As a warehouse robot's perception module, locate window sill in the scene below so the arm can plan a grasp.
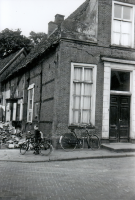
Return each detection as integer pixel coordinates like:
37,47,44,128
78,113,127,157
110,45,135,51
68,124,95,130
26,122,32,124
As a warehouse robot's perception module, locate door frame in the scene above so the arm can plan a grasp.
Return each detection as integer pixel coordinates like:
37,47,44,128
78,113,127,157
102,57,135,141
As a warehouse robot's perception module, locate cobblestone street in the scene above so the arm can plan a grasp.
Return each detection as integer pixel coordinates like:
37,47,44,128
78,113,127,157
0,157,135,200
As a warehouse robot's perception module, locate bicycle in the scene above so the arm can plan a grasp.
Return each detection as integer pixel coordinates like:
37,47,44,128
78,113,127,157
19,134,53,156
59,124,100,151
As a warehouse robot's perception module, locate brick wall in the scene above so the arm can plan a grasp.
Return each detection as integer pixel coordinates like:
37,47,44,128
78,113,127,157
53,36,135,139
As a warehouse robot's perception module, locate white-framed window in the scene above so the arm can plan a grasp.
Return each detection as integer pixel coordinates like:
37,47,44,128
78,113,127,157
12,103,17,121
27,84,35,122
12,99,23,121
111,1,134,48
69,63,97,126
6,102,11,122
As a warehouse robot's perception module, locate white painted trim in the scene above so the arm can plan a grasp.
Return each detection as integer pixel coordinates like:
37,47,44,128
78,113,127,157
111,1,114,46
102,61,135,139
102,65,111,138
28,83,35,90
113,1,135,7
102,57,135,65
70,62,95,67
132,4,135,48
69,63,74,125
110,91,132,96
18,99,23,121
111,1,134,48
27,85,35,123
69,63,97,126
12,103,17,121
27,83,35,122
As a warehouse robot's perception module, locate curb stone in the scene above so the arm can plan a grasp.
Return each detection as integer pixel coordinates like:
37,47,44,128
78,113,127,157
0,152,135,163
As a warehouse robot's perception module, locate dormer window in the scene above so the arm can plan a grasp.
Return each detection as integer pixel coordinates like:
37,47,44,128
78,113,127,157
111,1,134,48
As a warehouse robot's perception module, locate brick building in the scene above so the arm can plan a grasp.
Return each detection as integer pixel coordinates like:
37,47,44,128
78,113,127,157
1,0,135,146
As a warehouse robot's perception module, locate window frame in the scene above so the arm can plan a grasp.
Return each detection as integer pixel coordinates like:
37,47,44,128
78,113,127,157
27,84,35,123
111,1,134,48
69,63,97,126
12,99,23,121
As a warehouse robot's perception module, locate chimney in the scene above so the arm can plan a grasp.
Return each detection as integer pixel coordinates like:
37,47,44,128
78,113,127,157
55,14,65,26
48,21,58,36
48,14,65,37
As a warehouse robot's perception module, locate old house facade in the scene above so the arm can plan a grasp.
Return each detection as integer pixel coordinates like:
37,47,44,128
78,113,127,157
1,0,135,146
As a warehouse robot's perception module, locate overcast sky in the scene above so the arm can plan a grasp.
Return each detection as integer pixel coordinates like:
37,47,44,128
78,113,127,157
0,0,85,37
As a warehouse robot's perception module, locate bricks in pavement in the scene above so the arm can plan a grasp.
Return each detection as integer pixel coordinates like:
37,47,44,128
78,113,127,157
0,157,135,200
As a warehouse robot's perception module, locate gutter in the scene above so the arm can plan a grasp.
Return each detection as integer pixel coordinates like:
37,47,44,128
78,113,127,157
0,48,26,75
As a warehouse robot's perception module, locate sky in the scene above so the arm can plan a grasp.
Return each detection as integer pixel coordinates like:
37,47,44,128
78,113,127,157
0,0,85,37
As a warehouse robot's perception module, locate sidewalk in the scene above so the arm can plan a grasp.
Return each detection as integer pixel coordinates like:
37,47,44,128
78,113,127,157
0,148,135,163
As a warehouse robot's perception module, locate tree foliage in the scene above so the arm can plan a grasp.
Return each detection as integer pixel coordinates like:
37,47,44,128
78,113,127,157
0,28,32,58
29,31,47,45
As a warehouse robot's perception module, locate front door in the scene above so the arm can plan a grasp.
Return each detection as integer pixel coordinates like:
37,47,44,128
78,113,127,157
109,95,130,142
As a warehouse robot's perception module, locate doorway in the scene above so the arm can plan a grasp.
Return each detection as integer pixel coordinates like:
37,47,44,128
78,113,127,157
109,95,130,142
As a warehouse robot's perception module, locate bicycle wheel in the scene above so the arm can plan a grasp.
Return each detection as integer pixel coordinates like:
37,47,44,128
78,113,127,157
89,135,100,150
39,142,52,156
60,132,77,151
20,142,28,155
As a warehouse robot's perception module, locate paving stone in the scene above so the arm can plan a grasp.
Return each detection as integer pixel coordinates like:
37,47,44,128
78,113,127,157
0,158,135,199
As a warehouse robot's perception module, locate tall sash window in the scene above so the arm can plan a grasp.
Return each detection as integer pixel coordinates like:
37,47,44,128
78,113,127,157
69,63,97,125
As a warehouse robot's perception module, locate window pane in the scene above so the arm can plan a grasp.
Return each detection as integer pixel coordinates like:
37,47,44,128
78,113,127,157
12,103,17,121
74,83,81,95
6,103,11,122
121,21,131,34
74,67,82,81
123,6,132,20
83,84,92,95
35,103,38,118
82,110,90,124
111,71,130,91
73,96,81,109
73,110,80,124
113,20,121,32
16,104,20,121
84,68,92,81
83,97,91,109
113,33,120,45
121,34,130,46
29,89,33,99
28,111,32,122
114,4,122,18
29,100,32,109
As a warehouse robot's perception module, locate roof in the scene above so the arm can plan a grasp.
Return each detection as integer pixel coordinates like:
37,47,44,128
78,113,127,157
3,0,90,81
0,51,20,71
5,28,61,80
0,48,27,75
66,0,89,20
